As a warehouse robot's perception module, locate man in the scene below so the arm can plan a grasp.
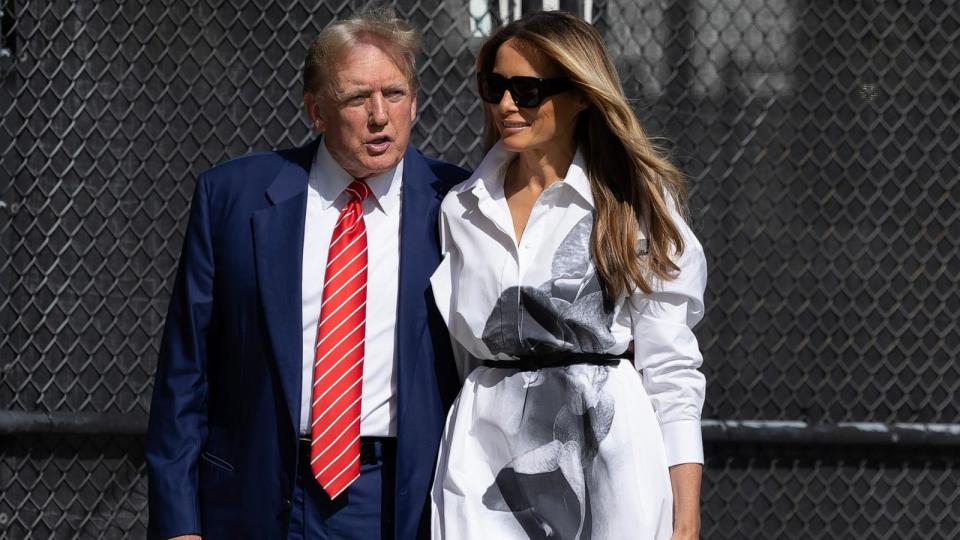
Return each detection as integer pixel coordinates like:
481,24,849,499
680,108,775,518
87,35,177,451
146,9,468,540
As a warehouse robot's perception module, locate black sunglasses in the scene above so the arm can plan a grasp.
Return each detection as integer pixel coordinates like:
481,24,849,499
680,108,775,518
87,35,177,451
477,72,574,108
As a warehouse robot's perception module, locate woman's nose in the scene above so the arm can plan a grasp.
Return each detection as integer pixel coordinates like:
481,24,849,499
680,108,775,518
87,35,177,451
498,90,518,112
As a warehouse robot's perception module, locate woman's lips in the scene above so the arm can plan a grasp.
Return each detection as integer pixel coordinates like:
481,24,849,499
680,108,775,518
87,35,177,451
500,121,529,135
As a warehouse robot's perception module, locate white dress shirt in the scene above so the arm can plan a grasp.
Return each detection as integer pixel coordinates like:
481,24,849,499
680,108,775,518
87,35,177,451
299,140,401,437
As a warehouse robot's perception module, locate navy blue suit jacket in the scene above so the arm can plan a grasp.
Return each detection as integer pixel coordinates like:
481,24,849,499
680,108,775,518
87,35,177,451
146,139,469,540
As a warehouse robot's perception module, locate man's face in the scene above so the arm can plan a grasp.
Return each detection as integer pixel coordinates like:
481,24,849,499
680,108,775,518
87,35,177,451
305,41,417,179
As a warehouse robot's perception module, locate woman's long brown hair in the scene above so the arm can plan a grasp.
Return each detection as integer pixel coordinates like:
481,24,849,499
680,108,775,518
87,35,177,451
476,11,689,297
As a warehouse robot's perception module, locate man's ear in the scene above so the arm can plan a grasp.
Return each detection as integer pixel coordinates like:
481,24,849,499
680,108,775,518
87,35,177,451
409,94,417,123
304,92,325,132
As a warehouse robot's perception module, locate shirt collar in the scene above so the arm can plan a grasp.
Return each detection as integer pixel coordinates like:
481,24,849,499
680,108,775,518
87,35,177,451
561,149,594,208
309,138,403,216
461,140,594,208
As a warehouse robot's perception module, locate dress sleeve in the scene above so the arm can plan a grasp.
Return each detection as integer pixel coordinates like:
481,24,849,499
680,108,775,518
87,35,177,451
629,210,708,467
430,203,478,382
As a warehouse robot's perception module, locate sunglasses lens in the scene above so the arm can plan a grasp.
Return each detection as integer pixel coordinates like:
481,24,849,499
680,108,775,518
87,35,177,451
478,73,506,104
478,73,557,107
510,77,542,107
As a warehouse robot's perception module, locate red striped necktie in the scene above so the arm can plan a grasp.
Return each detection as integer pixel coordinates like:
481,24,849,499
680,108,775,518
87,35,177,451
309,179,372,499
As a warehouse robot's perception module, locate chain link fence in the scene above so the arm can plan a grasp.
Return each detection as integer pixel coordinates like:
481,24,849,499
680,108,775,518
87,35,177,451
1,0,958,537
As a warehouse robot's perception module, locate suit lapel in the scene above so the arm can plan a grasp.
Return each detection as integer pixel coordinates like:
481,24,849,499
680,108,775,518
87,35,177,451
252,138,319,435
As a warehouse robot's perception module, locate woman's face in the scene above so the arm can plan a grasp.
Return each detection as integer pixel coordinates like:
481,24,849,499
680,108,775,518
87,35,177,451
488,39,586,154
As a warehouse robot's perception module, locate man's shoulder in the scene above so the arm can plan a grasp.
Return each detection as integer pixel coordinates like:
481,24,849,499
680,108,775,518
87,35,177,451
198,146,311,190
412,150,471,193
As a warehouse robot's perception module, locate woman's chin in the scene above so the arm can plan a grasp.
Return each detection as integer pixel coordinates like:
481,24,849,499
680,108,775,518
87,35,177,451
500,135,536,153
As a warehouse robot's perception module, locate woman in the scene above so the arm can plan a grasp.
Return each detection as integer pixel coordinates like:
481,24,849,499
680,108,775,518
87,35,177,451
430,11,707,540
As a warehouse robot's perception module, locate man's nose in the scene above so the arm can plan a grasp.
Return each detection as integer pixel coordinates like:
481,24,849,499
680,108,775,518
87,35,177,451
369,94,389,126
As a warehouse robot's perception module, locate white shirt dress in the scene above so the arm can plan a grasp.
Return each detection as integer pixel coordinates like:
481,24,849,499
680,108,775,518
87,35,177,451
430,142,708,540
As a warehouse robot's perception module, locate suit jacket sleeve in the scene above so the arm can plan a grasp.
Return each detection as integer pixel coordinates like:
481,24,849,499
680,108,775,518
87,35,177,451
145,173,215,538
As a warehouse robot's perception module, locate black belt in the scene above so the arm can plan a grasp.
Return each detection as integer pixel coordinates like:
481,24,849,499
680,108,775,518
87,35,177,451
481,351,630,371
298,436,395,466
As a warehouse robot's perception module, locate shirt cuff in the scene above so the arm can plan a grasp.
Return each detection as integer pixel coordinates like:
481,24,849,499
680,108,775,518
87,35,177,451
660,419,704,466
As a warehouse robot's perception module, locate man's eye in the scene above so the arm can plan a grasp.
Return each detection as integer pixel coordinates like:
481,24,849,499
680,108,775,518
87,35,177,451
345,96,366,106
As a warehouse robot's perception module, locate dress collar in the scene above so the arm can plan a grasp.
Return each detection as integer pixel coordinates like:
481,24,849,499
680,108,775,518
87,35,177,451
460,140,594,208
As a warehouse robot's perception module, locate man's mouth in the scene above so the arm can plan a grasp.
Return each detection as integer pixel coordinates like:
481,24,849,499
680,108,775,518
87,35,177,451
365,136,392,153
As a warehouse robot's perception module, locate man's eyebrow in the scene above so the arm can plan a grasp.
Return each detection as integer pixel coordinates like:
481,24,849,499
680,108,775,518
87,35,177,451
334,85,372,100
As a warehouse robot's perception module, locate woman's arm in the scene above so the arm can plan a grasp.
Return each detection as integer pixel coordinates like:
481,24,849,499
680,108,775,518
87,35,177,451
430,203,479,382
670,462,703,539
629,212,709,538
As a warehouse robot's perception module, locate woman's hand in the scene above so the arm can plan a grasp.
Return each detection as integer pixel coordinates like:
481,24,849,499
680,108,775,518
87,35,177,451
669,462,702,540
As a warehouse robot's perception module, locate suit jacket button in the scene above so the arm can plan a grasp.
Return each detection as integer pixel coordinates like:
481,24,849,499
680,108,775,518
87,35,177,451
277,498,293,521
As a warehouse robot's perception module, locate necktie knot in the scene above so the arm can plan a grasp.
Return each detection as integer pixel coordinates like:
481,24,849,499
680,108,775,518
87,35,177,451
345,180,372,203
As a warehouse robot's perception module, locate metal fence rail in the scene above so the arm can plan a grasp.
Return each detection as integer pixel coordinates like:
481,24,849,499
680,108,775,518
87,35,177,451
2,0,958,538
6,412,960,448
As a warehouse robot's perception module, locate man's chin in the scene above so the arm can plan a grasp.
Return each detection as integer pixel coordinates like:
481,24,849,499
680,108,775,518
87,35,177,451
352,153,403,179
370,151,404,168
